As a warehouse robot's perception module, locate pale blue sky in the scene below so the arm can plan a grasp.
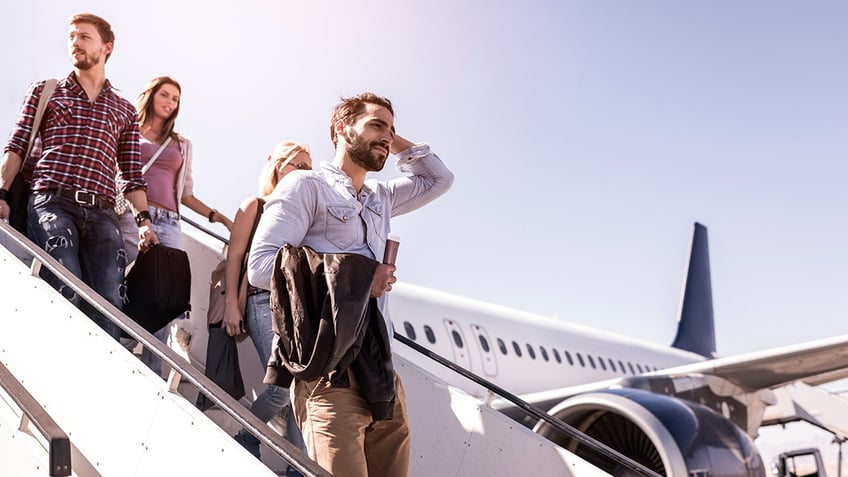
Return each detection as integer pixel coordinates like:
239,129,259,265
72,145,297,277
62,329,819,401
3,0,847,444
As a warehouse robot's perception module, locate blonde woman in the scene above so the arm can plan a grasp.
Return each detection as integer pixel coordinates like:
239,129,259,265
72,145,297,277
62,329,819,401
223,141,311,463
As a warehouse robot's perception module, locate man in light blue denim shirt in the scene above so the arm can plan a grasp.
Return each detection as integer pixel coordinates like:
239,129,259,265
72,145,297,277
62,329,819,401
247,92,453,477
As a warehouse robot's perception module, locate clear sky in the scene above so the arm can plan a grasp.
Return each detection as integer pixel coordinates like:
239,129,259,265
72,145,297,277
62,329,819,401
3,0,847,468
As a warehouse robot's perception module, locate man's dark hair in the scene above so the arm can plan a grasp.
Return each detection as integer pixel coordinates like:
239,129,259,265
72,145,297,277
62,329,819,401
329,92,394,146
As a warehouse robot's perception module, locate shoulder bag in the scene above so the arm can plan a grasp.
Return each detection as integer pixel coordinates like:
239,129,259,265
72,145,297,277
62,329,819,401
206,198,265,329
196,198,265,411
7,79,58,234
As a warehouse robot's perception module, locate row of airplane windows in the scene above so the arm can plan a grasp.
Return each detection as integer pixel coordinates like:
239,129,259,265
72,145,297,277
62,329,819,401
402,321,661,375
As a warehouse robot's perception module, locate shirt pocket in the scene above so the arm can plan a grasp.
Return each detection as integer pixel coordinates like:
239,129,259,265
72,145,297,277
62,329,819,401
45,99,74,127
325,205,359,250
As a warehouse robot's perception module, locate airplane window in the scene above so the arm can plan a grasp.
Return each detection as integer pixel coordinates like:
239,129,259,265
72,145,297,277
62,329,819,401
512,341,522,357
597,356,606,371
497,338,507,355
403,322,416,341
552,349,562,363
576,353,585,367
478,335,490,353
608,359,616,372
564,351,574,366
587,355,596,369
424,325,436,344
451,330,464,348
628,362,636,374
526,344,536,360
636,364,644,373
540,347,549,362
618,360,626,374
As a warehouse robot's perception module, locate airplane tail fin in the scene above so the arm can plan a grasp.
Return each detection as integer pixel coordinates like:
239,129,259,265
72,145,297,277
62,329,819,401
671,222,716,358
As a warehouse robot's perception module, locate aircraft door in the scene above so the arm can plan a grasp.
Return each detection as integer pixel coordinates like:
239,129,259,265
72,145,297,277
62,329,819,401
470,323,498,377
442,319,472,371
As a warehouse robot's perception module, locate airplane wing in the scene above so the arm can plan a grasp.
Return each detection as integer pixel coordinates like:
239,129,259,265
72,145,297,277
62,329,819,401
504,333,848,425
658,333,848,391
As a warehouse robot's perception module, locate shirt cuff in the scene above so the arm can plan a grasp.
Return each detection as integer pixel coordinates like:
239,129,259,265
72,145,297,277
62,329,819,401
396,143,431,161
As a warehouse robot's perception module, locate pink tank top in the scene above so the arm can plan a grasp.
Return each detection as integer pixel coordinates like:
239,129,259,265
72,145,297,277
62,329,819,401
141,138,183,211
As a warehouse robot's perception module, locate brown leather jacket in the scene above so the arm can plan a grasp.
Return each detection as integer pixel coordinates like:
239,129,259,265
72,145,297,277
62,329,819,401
264,245,396,420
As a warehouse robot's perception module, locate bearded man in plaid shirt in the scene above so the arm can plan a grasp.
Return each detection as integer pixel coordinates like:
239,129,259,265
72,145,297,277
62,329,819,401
0,13,158,338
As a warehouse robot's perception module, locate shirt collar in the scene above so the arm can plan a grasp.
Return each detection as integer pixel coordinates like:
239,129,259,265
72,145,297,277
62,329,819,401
319,161,373,196
64,71,116,96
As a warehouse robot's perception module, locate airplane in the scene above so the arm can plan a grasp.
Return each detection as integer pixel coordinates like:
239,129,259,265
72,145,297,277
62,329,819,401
4,216,847,476
386,222,848,476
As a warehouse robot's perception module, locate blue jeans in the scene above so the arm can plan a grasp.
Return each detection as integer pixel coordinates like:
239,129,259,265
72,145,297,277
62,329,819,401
27,191,127,340
244,291,306,452
120,206,184,375
118,206,183,264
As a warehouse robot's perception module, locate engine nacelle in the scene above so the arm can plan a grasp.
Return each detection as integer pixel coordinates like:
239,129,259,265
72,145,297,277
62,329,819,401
534,388,765,477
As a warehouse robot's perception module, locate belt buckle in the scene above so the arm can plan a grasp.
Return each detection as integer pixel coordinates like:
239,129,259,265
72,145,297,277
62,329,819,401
74,190,96,207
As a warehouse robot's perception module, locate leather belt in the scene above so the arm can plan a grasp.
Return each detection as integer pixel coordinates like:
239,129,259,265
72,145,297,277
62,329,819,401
246,286,268,298
47,189,113,209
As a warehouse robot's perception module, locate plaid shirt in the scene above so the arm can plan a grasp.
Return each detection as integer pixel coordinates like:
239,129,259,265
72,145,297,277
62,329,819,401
3,72,145,201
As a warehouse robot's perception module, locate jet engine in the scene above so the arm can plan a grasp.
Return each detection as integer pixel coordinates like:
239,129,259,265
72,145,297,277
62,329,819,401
534,388,765,477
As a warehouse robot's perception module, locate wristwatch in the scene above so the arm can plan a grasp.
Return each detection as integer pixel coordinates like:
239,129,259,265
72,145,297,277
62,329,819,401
135,210,152,226
0,188,9,201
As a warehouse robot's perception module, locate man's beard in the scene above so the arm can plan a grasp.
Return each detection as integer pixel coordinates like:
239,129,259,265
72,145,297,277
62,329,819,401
347,130,388,172
72,50,100,70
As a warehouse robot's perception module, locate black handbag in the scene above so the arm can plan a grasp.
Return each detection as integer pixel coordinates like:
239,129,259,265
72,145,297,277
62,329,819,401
124,243,192,333
8,79,58,234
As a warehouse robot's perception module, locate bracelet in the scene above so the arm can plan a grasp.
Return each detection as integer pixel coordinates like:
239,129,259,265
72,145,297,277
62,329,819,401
208,209,217,222
135,210,152,227
0,188,8,201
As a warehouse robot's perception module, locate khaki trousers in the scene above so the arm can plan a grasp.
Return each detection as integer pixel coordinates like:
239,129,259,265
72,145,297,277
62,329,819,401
292,370,410,477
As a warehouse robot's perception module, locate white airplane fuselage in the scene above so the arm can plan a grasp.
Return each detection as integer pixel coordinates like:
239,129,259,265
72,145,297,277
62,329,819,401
388,282,705,397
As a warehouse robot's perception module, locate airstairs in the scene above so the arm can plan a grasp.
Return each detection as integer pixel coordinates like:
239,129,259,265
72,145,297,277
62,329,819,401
0,219,647,476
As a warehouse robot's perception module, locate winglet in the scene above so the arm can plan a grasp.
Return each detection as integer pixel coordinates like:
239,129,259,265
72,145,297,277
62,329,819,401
671,222,716,358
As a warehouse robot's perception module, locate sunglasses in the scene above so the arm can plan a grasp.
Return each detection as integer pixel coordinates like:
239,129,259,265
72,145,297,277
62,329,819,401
286,161,311,170
277,157,311,170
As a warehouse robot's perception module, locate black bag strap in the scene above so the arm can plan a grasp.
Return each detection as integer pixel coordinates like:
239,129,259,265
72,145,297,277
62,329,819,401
21,79,58,173
237,197,265,291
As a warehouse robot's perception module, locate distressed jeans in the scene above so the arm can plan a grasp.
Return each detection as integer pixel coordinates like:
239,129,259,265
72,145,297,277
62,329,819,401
27,191,127,340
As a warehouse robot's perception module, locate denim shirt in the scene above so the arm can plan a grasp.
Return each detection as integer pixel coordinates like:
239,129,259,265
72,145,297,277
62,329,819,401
247,144,454,334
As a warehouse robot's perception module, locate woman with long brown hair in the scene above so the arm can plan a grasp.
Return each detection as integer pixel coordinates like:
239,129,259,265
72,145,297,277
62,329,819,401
120,76,233,375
